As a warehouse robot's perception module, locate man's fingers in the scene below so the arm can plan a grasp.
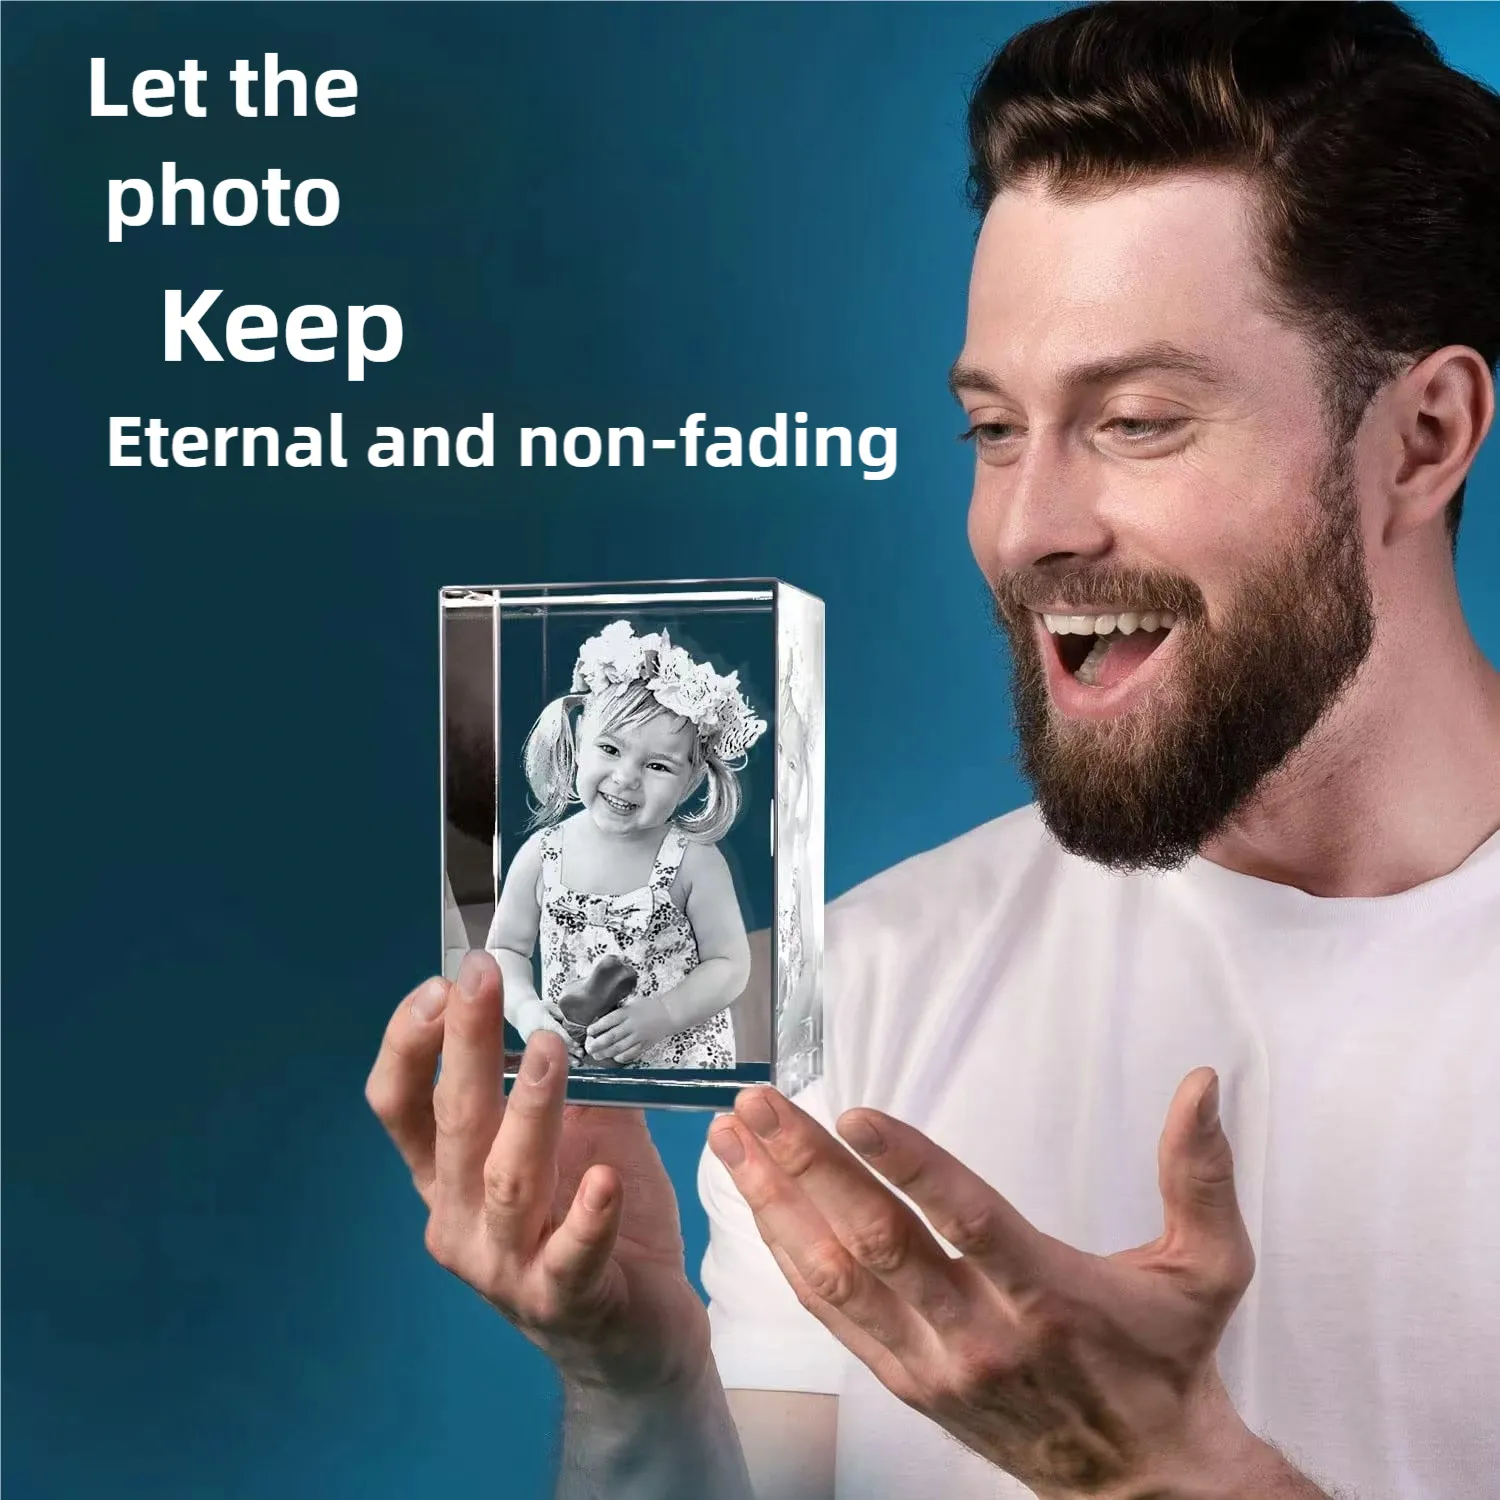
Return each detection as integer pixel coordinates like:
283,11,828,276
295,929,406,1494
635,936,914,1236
1156,1069,1255,1301
481,1028,572,1255
540,1164,625,1298
731,1089,973,1332
763,1242,929,1409
833,1106,1058,1296
708,1115,930,1361
365,976,450,1204
433,951,508,1216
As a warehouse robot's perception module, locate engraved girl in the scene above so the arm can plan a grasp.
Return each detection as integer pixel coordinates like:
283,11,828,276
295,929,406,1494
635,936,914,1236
485,621,765,1069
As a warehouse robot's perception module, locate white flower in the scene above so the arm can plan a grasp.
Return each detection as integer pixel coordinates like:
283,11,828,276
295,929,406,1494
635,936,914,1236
569,619,767,761
649,645,718,723
572,619,647,694
714,693,768,762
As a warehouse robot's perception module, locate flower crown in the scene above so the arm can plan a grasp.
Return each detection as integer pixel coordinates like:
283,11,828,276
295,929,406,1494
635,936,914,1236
571,620,768,763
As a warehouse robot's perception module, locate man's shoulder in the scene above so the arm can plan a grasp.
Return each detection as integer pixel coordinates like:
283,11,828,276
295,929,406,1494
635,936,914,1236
817,805,1070,1104
828,802,1060,937
821,803,1077,985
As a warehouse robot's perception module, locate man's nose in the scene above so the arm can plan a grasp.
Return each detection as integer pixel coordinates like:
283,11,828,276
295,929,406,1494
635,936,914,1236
971,431,1112,575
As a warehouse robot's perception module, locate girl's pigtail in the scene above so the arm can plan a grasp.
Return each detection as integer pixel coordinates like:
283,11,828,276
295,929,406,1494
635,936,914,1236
677,746,742,843
523,692,585,828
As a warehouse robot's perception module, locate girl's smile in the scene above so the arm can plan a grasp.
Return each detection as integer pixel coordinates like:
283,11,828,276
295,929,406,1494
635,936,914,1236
575,708,700,835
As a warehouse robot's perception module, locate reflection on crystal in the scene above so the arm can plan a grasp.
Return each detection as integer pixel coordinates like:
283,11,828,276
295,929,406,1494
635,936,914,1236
775,586,825,1100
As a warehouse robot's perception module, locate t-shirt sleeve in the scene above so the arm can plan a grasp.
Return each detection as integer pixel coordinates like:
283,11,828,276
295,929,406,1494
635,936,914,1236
697,1075,849,1395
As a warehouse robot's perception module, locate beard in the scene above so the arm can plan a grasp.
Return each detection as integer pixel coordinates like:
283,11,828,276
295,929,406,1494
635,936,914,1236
993,445,1375,872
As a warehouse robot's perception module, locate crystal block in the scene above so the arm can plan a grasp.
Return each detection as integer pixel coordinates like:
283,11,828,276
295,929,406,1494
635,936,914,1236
441,579,824,1110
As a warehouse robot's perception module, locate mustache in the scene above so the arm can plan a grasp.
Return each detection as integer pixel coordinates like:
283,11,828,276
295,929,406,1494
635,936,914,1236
989,566,1205,626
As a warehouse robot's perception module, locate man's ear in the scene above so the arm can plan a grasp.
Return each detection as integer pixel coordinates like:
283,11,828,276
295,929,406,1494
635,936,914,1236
1380,345,1495,545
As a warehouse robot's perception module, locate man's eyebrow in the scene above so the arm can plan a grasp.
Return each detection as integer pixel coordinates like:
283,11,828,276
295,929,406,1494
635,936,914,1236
948,342,1229,401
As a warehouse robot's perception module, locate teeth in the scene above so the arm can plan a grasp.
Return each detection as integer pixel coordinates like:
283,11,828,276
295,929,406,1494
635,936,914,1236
1042,610,1176,636
1075,636,1111,687
1044,606,1183,687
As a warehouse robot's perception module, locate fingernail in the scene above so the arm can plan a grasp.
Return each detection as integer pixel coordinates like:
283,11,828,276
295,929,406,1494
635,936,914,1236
411,980,448,1022
583,1175,614,1212
840,1115,884,1157
457,950,491,1001
1197,1073,1221,1132
521,1042,552,1085
738,1090,779,1139
710,1122,746,1167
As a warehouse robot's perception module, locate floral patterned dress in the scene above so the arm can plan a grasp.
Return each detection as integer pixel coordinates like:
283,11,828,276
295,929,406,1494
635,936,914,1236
537,823,736,1070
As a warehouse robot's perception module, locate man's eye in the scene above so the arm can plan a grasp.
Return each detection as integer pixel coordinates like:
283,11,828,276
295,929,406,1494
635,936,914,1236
1101,417,1188,441
959,422,1019,447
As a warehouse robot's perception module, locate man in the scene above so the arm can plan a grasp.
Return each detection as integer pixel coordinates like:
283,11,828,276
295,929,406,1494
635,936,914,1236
366,5,1500,1497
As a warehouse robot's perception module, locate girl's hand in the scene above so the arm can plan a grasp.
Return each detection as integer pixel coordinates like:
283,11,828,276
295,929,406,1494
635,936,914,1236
587,997,674,1065
517,995,584,1062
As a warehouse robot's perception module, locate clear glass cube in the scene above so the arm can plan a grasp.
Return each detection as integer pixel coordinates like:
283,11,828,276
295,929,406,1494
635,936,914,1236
441,579,823,1110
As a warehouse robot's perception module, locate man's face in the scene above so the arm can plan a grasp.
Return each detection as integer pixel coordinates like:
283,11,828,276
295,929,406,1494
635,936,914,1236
956,173,1375,870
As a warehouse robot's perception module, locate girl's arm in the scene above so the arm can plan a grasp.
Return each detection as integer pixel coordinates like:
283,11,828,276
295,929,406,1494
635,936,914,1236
653,843,753,1031
484,832,569,1043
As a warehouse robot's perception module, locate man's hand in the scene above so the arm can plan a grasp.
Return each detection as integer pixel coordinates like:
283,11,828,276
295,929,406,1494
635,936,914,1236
707,1070,1280,1499
587,996,674,1066
365,950,710,1395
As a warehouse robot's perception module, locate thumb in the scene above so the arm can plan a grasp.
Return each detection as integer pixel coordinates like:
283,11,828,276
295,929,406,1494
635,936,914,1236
1157,1069,1254,1287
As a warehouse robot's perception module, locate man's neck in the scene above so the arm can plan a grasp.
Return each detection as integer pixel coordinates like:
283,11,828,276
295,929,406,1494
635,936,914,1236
1199,606,1500,898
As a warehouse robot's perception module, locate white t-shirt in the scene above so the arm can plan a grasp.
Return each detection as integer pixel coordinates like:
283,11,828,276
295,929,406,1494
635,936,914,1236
700,805,1500,1500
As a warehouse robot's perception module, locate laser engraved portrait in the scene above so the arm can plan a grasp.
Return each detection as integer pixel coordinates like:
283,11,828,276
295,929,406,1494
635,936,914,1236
484,621,766,1071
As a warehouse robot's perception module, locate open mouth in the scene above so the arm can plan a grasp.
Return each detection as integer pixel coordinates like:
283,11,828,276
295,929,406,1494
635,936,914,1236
1043,610,1178,690
599,791,637,814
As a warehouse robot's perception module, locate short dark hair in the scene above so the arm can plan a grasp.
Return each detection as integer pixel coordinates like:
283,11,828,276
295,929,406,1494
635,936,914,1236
967,1,1500,548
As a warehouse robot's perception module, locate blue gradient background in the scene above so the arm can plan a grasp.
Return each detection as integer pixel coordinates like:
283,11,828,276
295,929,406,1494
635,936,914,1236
3,5,1496,1497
